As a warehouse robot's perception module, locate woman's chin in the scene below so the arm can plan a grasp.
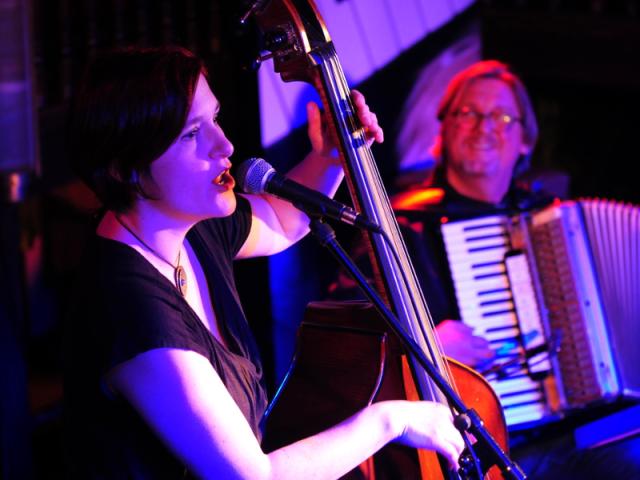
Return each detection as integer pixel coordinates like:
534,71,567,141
212,193,237,218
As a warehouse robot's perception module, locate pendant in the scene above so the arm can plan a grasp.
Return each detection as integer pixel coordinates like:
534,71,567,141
174,265,188,297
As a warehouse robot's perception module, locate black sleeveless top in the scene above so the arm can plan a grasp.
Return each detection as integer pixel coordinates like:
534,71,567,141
64,196,268,479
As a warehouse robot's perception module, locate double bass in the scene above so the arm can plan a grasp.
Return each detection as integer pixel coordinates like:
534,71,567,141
244,1,520,478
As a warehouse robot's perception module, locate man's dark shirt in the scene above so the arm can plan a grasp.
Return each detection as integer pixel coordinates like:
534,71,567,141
393,173,554,324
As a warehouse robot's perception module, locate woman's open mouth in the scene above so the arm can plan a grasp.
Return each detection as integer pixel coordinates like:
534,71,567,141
213,169,235,190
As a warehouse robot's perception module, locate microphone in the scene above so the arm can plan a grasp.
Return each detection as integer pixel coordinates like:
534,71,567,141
236,157,382,233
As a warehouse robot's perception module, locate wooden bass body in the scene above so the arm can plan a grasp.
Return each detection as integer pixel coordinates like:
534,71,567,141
262,301,508,479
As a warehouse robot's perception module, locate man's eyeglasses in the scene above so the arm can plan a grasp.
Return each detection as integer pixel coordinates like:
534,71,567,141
451,106,522,132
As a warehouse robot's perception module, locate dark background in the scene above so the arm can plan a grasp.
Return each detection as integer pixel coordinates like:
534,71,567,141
1,1,639,478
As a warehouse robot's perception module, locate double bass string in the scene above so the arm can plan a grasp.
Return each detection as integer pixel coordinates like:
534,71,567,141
321,47,454,388
317,44,459,398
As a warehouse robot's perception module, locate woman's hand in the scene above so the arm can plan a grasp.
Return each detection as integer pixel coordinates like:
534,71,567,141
240,91,383,258
351,89,384,145
387,400,465,471
307,89,384,162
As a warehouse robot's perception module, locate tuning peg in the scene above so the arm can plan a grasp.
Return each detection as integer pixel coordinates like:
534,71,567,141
247,51,275,72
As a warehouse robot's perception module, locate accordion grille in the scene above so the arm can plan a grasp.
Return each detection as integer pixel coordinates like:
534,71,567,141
530,215,602,406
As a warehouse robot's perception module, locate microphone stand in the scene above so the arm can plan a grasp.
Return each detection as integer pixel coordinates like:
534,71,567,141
308,217,527,480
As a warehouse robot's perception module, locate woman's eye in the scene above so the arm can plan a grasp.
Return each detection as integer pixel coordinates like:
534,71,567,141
181,128,199,140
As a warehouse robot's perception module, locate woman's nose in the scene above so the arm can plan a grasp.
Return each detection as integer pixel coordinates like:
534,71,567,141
210,131,234,160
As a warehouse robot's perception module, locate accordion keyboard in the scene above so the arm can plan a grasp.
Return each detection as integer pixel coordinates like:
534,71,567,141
441,215,553,427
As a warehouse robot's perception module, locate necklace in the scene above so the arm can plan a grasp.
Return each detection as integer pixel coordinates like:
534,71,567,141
114,215,188,297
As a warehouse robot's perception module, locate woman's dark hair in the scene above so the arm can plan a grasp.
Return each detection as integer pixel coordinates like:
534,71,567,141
68,46,205,212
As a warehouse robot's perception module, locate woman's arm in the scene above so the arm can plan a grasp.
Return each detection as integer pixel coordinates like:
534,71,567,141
236,91,383,259
107,348,463,480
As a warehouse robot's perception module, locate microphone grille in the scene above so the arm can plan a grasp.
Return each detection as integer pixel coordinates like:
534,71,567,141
236,157,274,194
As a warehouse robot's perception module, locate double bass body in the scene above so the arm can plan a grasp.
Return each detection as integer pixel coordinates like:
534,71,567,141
262,301,507,479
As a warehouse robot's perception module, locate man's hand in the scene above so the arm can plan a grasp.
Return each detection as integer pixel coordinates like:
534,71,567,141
436,319,495,368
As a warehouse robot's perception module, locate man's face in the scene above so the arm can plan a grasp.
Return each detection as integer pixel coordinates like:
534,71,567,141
441,78,530,190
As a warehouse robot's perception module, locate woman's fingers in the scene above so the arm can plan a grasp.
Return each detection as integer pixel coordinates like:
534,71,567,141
351,89,384,143
393,400,464,470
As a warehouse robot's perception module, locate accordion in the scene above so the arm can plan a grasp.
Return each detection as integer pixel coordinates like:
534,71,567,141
440,198,640,428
